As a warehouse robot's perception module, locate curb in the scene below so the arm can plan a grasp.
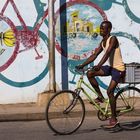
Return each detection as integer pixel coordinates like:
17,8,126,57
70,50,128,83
0,110,97,122
0,101,140,122
0,113,45,122
0,109,140,122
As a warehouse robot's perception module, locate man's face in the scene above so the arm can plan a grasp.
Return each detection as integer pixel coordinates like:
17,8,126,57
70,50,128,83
100,23,110,37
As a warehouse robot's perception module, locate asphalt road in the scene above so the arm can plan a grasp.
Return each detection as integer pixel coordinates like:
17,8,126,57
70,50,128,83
0,116,140,140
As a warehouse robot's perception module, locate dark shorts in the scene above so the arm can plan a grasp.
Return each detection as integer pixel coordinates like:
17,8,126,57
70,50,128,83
101,65,126,83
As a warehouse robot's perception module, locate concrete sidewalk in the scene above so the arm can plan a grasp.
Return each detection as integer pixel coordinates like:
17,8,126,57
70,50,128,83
0,99,140,122
0,103,46,122
0,101,97,122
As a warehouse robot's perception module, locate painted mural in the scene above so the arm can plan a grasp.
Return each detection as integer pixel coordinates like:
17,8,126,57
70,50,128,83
0,0,49,87
0,0,140,104
55,1,107,60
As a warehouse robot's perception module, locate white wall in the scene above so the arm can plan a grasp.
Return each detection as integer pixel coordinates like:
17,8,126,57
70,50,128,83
0,0,140,104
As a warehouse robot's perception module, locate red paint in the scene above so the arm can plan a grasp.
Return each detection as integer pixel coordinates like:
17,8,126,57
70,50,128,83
0,0,57,72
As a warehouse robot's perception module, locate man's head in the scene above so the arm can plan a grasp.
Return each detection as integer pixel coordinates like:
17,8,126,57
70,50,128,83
100,21,112,37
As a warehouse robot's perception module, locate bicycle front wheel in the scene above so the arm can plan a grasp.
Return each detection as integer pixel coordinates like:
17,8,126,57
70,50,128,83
116,86,140,130
46,90,85,135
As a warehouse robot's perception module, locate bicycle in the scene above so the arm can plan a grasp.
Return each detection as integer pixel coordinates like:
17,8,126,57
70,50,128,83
46,66,140,135
0,0,57,72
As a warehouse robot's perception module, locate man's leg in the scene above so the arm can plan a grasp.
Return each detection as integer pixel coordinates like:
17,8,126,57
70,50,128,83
87,68,105,99
107,80,118,125
102,79,119,128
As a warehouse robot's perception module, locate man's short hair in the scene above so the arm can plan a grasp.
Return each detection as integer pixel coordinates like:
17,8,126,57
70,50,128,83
101,20,112,30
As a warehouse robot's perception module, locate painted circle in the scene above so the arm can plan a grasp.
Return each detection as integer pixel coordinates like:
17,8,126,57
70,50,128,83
0,29,49,87
55,0,107,60
123,0,140,23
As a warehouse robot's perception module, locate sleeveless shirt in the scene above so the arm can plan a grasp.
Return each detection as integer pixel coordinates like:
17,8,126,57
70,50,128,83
101,36,125,71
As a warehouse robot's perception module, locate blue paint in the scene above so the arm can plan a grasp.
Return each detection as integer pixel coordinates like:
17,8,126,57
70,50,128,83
0,64,48,87
60,0,69,90
112,32,140,50
0,28,49,87
122,0,140,23
90,0,140,24
90,0,112,10
33,0,48,27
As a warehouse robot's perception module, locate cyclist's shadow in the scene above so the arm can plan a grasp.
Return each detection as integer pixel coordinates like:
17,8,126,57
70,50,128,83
119,120,140,131
53,121,140,136
101,121,140,133
74,120,140,135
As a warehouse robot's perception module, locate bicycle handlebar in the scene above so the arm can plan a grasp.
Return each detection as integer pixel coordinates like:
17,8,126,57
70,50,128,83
75,66,92,75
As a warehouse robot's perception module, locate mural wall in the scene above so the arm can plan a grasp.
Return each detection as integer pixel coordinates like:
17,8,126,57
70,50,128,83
0,0,140,104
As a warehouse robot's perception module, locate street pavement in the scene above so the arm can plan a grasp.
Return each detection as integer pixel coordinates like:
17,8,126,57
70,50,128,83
0,118,140,140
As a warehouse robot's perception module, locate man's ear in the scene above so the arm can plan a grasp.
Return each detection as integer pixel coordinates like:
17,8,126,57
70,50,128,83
108,27,111,32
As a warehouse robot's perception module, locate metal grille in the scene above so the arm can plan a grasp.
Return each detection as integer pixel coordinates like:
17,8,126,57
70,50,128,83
125,63,140,83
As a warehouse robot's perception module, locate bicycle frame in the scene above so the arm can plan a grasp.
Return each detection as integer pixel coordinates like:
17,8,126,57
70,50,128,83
115,86,134,114
76,73,111,116
75,69,135,117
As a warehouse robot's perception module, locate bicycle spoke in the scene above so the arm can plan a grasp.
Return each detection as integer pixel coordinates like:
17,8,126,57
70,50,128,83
46,90,85,135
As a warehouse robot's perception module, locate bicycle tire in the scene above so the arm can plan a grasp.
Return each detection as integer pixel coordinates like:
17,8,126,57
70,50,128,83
45,90,85,135
116,86,140,130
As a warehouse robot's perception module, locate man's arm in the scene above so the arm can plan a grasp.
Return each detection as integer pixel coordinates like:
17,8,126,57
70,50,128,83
97,36,118,68
79,44,103,68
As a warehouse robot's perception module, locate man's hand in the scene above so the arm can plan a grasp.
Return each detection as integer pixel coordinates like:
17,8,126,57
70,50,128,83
93,65,101,71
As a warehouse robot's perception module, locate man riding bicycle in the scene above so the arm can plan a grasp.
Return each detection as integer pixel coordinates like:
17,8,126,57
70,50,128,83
76,20,125,128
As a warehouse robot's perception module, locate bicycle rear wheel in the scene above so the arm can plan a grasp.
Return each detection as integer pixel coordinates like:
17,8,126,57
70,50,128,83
45,90,85,135
116,86,140,130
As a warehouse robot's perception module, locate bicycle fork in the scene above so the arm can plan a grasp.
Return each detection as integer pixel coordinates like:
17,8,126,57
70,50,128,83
63,89,81,114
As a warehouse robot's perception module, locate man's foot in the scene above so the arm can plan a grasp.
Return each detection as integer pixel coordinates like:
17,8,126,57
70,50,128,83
90,97,104,105
94,97,104,103
102,118,119,129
